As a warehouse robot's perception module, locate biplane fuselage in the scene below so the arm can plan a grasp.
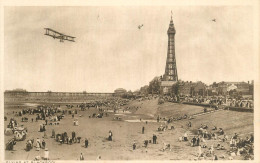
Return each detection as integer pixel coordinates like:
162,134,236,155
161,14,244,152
44,28,76,42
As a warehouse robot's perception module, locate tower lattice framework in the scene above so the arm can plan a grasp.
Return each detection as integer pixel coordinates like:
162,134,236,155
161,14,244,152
163,16,178,81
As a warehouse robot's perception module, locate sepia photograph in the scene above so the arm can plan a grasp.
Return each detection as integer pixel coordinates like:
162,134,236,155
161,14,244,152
0,0,259,162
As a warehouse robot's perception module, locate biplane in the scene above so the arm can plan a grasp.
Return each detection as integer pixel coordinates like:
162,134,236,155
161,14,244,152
138,24,143,29
44,28,76,42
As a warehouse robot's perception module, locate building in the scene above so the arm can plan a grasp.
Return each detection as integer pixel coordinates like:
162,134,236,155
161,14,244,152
205,81,253,96
160,15,178,94
114,88,127,96
179,81,193,96
216,82,229,96
5,88,27,92
235,82,250,95
249,80,254,96
213,81,251,96
4,91,114,103
206,85,218,96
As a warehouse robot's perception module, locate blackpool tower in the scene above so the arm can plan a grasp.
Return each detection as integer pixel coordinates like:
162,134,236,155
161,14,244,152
163,15,178,81
160,14,178,94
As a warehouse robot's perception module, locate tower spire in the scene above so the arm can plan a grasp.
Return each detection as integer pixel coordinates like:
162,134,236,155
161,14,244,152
170,11,174,26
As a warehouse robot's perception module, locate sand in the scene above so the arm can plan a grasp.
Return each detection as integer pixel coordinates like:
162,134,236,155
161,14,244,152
4,99,253,160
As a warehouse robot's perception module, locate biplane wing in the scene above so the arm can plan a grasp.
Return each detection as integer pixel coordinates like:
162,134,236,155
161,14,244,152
44,28,76,42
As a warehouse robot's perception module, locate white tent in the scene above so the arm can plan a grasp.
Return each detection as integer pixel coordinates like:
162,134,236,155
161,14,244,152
5,128,13,136
227,84,237,91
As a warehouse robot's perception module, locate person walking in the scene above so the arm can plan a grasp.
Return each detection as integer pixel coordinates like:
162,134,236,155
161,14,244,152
39,124,43,132
144,140,148,148
36,138,41,151
80,153,84,160
142,127,145,134
43,125,46,132
133,143,136,150
133,140,136,150
52,129,55,138
44,148,49,160
108,130,113,141
85,138,88,148
198,145,202,157
72,131,76,142
210,145,214,154
196,137,200,146
153,134,157,144
42,139,46,149
192,136,196,147
43,131,48,139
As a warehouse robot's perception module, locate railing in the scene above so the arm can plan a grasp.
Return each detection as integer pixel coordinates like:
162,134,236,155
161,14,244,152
168,101,254,113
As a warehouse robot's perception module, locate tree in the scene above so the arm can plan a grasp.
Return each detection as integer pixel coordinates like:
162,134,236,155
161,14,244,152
172,81,180,96
140,85,149,96
148,78,160,94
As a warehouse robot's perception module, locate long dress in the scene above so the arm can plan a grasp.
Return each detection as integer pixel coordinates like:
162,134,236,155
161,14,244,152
184,133,188,141
198,146,202,157
52,130,55,138
80,154,84,160
210,145,214,154
109,132,113,141
44,150,49,160
96,155,101,160
40,124,43,132
36,139,41,151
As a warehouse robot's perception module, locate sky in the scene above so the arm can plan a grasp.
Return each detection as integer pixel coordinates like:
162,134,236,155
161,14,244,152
4,6,257,92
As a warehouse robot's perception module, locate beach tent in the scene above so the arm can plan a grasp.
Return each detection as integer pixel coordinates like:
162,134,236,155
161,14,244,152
5,128,13,136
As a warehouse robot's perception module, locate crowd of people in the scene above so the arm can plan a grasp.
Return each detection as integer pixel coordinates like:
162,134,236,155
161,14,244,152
5,104,67,156
54,131,81,145
177,123,254,160
159,95,254,109
226,99,253,108
6,99,123,160
4,95,254,160
184,97,253,109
